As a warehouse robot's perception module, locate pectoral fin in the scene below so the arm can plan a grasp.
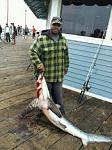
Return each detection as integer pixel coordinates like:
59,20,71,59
48,98,62,118
49,106,62,118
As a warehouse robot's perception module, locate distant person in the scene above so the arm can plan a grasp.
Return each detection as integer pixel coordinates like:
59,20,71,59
4,23,10,42
13,23,17,44
9,23,13,39
20,26,22,35
24,25,29,39
0,25,2,41
17,25,21,35
32,26,36,39
10,23,16,45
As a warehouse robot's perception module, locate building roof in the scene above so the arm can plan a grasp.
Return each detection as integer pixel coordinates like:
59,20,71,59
24,0,49,19
24,0,112,19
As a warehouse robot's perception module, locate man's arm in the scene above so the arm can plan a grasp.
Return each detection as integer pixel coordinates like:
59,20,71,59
29,38,45,72
29,39,42,65
64,39,69,74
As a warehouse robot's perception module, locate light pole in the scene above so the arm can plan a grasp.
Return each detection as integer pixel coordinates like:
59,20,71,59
25,9,27,27
7,0,9,25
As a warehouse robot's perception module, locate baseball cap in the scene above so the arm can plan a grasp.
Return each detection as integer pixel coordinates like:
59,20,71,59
51,17,62,25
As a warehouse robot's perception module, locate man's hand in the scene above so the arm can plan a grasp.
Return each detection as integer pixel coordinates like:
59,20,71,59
37,63,45,72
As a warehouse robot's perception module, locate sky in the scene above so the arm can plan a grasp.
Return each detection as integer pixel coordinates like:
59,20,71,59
0,0,46,30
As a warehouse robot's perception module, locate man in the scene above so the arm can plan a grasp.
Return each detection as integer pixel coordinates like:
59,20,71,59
32,26,36,39
10,23,16,45
30,16,69,114
24,25,29,39
12,23,17,45
4,23,10,42
19,16,69,118
17,25,21,35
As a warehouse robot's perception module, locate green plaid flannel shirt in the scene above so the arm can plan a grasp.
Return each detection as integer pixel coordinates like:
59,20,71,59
29,31,69,82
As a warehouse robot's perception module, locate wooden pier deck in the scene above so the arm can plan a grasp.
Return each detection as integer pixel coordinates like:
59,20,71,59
0,37,112,150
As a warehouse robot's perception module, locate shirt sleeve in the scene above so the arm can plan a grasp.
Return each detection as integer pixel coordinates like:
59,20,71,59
29,38,42,67
64,38,69,69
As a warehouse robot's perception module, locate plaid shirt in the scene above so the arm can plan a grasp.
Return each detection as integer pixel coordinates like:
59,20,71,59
29,30,69,82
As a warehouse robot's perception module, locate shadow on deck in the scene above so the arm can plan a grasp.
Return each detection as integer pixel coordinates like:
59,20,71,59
0,37,112,150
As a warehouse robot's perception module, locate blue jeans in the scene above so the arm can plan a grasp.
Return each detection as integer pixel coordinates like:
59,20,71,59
47,82,65,113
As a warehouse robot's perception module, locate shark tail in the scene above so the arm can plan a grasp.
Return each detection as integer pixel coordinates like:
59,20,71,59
82,133,112,146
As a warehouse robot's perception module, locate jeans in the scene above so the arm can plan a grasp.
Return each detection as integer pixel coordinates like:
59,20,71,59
6,33,10,42
47,82,65,113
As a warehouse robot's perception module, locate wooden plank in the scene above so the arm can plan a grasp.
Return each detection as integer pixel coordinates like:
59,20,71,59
0,77,34,91
0,119,18,137
67,98,102,128
63,89,81,114
0,64,29,71
0,63,29,69
14,129,64,150
75,100,112,133
0,73,33,87
48,134,82,150
0,90,36,110
0,118,45,150
0,68,32,78
0,96,36,120
0,85,35,102
0,100,53,149
0,78,34,95
0,112,46,137
13,112,64,150
0,100,30,123
0,98,43,137
0,62,30,69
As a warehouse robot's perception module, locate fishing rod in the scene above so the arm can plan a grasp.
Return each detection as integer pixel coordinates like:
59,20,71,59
78,30,106,103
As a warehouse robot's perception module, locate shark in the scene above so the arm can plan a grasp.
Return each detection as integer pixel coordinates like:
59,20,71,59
26,73,112,146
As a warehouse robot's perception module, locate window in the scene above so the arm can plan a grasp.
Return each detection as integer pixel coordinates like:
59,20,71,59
61,4,111,38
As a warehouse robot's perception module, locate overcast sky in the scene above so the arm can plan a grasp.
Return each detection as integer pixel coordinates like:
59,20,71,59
0,0,46,30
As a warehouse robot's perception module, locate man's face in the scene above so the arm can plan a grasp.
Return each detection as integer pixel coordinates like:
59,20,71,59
51,23,61,34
